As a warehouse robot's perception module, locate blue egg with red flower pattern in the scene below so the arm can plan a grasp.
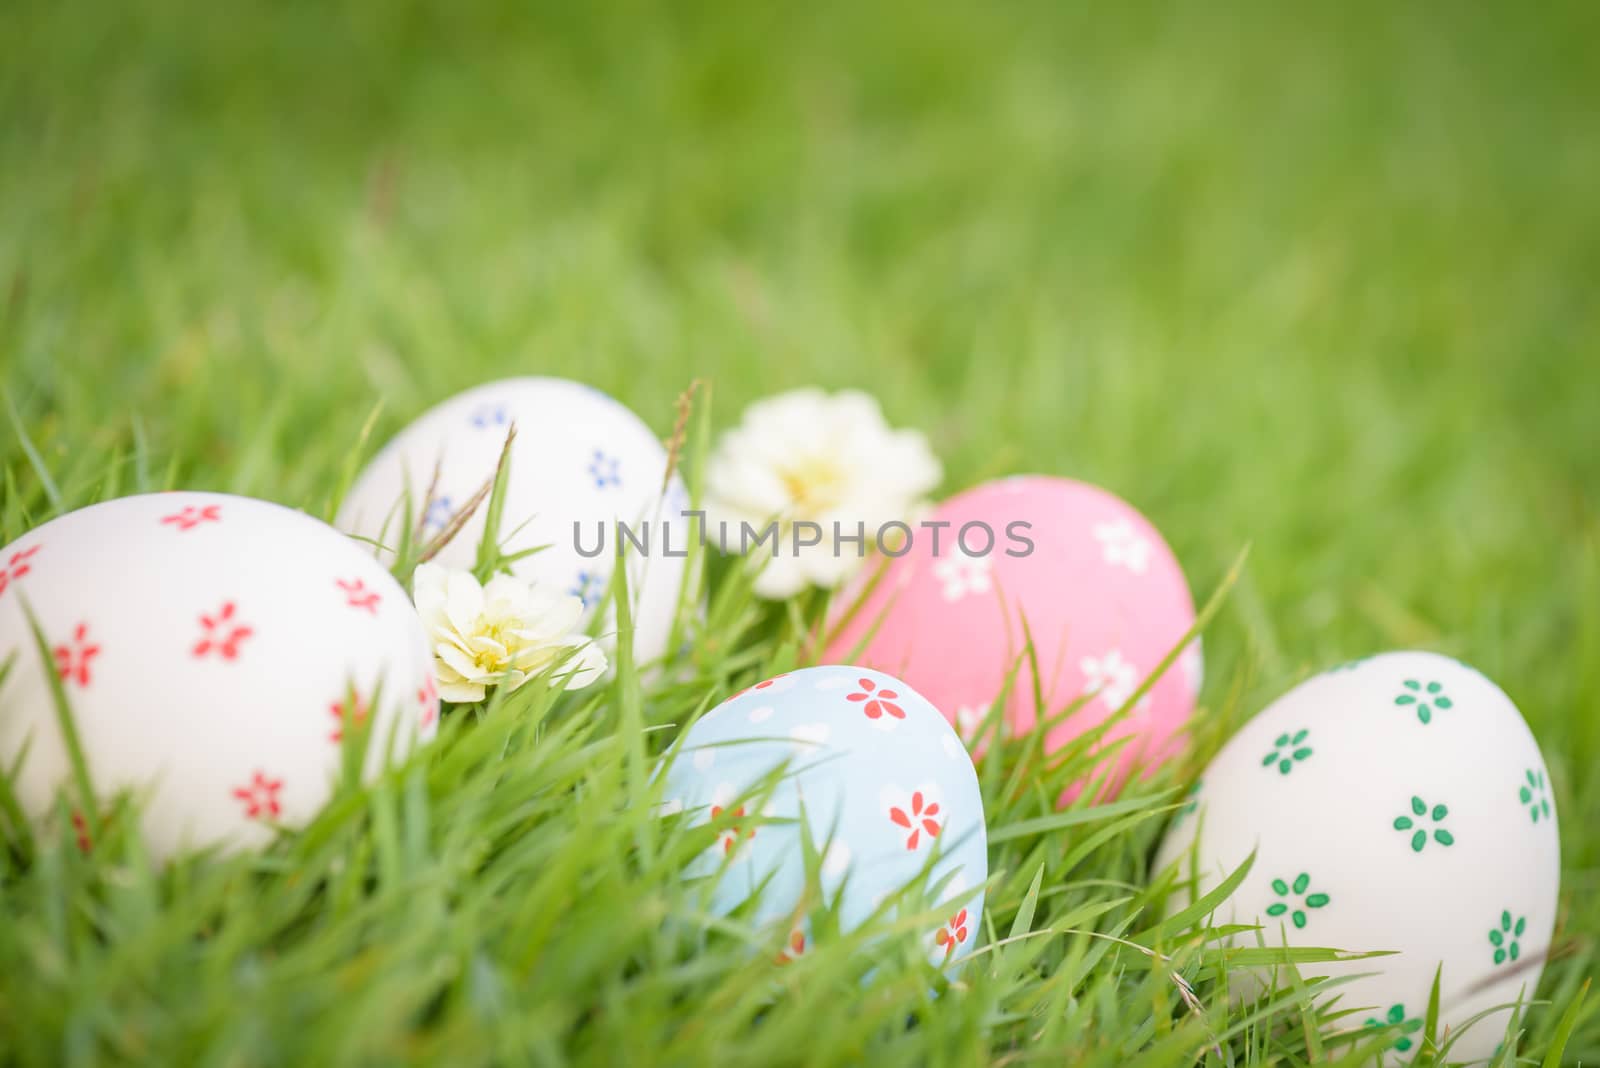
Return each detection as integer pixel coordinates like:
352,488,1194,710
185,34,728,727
660,665,987,965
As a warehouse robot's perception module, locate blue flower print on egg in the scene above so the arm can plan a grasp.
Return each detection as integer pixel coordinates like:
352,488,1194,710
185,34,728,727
421,495,455,535
664,477,691,520
469,403,510,430
570,568,607,610
659,666,988,967
588,449,621,490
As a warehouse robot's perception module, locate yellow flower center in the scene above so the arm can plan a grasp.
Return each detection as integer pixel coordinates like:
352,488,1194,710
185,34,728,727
779,455,848,515
471,617,523,673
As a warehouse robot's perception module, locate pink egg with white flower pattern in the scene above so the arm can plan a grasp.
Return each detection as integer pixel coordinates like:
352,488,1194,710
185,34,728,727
824,476,1199,797
0,492,437,858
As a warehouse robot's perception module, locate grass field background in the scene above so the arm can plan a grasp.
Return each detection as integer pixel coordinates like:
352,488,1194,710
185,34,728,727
2,1,1597,1063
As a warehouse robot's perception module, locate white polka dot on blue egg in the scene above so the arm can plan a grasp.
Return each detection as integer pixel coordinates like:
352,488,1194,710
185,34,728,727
660,665,987,966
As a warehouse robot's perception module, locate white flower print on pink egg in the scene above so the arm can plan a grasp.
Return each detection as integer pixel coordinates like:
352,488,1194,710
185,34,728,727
932,553,992,602
1080,649,1142,712
1092,518,1151,575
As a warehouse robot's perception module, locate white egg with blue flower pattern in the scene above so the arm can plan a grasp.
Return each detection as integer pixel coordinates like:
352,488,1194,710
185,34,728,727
336,377,690,668
1155,651,1560,1064
662,666,987,965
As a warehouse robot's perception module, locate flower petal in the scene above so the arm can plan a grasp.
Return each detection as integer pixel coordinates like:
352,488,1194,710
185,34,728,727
437,677,486,703
752,551,810,600
520,590,584,642
547,636,608,690
436,643,488,683
443,570,486,637
412,563,453,631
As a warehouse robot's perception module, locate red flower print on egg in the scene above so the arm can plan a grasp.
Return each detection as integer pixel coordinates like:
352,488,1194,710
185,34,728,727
935,908,970,959
418,675,439,729
328,694,371,742
888,790,942,850
0,544,41,598
192,602,253,660
710,803,754,855
776,928,806,965
232,771,283,820
52,623,101,688
71,810,93,854
336,577,381,614
847,678,905,722
733,672,790,700
161,504,222,531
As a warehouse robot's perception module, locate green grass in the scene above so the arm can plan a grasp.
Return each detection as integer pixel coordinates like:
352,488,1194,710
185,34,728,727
3,1,1598,1063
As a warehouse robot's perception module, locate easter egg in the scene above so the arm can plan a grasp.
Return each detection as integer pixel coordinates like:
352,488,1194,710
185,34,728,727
660,666,987,965
824,475,1199,793
0,492,438,857
1154,651,1560,1062
336,377,689,668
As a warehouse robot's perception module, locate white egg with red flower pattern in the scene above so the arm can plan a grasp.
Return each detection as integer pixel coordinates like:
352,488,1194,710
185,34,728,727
0,492,437,857
659,666,987,966
335,377,690,669
1155,652,1560,1064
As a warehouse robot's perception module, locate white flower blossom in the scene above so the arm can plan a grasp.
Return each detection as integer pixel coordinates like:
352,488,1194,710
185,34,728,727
412,563,607,703
706,388,942,599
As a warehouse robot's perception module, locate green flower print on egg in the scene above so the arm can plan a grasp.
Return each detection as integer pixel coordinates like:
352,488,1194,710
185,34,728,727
1365,1004,1423,1054
1520,768,1552,825
1172,781,1201,828
1265,873,1330,929
1393,796,1454,853
1260,729,1312,775
1489,910,1526,965
1394,678,1452,725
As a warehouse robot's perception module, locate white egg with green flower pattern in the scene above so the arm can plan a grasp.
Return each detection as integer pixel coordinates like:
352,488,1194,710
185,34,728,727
1156,651,1559,1064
